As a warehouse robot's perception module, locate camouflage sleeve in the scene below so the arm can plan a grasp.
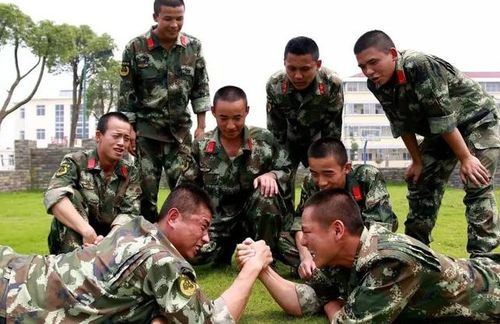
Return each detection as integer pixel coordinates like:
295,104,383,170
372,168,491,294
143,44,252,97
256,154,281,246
189,43,210,114
112,164,142,227
177,139,201,185
269,135,292,189
359,167,398,231
43,156,79,213
266,82,287,146
118,43,138,124
295,283,323,315
332,258,421,323
322,75,344,139
291,173,314,232
408,57,456,135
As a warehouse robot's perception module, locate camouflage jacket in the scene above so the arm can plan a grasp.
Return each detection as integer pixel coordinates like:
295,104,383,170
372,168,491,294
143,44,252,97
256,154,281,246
180,126,293,220
44,149,141,235
0,217,233,323
266,67,344,166
296,224,500,322
369,50,500,149
119,27,210,143
292,164,398,232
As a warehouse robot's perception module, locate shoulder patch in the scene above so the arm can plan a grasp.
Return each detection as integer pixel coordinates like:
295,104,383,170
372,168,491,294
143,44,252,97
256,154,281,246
318,82,326,95
121,165,128,177
120,62,130,77
281,80,288,94
396,69,407,85
87,158,97,169
180,34,188,47
352,185,363,201
178,274,198,298
55,162,70,177
146,36,154,50
205,140,216,154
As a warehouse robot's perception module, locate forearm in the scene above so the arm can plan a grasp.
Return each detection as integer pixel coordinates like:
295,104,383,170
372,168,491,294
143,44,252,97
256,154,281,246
441,128,471,162
401,133,422,163
196,112,206,129
258,267,302,316
51,197,91,235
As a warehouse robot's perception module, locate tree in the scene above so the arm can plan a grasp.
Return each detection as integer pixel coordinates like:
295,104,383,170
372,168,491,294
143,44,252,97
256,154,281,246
52,24,115,147
86,59,121,120
0,4,68,130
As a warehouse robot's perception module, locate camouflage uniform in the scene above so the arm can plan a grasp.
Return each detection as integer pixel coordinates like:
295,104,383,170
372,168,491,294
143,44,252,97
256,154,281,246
44,149,141,254
179,126,294,264
266,67,344,169
119,27,210,222
279,164,398,267
368,50,500,253
0,217,234,323
296,224,500,323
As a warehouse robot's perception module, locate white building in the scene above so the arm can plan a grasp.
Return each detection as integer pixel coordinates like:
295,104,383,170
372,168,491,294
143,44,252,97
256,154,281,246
342,72,500,167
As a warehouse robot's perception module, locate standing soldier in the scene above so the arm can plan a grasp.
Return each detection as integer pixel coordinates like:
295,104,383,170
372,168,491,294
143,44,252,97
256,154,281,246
354,30,500,253
180,86,294,266
44,112,141,254
119,0,210,222
266,36,344,179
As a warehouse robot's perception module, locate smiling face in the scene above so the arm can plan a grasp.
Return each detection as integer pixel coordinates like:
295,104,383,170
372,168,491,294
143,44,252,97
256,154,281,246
355,46,397,88
309,156,351,190
96,117,131,163
284,53,321,90
212,98,248,141
153,5,184,43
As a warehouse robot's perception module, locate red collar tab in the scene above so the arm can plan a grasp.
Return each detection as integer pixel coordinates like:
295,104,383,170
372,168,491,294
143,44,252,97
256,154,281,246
318,82,326,95
121,165,128,178
352,185,362,201
180,35,188,47
396,69,407,85
281,80,288,94
247,137,253,151
205,140,216,154
146,37,155,50
87,158,97,169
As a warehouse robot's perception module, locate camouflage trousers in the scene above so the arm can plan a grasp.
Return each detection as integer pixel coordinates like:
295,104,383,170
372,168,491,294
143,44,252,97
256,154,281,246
47,192,112,254
405,133,500,254
192,189,293,266
0,246,15,321
137,136,191,222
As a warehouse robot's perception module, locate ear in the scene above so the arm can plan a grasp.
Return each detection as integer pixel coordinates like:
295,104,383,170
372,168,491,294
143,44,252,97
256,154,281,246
389,47,398,62
211,106,216,117
95,131,103,144
153,13,158,23
331,220,345,240
316,59,322,69
245,105,250,115
166,208,181,227
344,161,353,175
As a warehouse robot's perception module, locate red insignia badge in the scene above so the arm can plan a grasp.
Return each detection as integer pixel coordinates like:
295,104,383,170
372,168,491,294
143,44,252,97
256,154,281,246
281,80,288,94
87,158,96,169
318,82,326,95
180,35,188,47
352,185,362,201
121,165,128,177
247,137,253,151
205,140,216,154
146,37,154,50
396,69,407,85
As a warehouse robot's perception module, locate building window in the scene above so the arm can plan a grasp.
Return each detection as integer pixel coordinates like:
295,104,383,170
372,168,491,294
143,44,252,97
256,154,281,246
479,82,500,92
19,130,25,140
55,104,64,139
36,128,45,140
20,107,25,119
76,108,89,139
36,105,45,116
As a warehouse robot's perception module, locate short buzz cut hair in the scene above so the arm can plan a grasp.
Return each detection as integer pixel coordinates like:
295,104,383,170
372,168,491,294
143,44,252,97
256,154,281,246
96,112,130,134
304,188,363,236
284,36,320,61
158,183,214,221
308,137,348,166
213,85,248,107
154,0,185,15
353,30,395,55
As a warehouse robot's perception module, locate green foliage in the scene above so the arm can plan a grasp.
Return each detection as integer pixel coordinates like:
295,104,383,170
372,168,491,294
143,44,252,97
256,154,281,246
86,59,121,119
1,186,498,323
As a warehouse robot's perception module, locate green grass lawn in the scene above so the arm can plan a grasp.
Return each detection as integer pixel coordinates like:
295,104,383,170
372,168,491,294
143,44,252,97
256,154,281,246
0,185,499,323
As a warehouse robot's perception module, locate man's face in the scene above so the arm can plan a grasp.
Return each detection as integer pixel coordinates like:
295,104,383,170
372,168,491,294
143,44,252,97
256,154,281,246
212,99,248,141
309,156,351,190
96,117,131,162
169,206,212,260
153,5,184,42
355,46,397,88
300,207,336,268
284,53,321,90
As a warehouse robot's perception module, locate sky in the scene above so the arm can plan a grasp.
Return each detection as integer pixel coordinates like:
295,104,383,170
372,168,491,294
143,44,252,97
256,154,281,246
1,0,499,132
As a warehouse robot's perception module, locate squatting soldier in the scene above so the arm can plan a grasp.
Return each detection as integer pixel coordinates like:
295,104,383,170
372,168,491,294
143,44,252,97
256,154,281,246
180,86,294,266
238,189,500,323
354,30,500,253
1,184,272,323
119,0,210,222
280,138,398,279
44,112,141,254
266,36,344,176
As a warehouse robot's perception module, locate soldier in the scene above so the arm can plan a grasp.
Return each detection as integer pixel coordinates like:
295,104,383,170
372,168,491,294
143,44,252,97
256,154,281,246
354,30,500,253
266,36,344,177
179,86,294,266
119,0,210,222
238,189,500,323
1,184,272,323
44,112,141,254
280,137,398,279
